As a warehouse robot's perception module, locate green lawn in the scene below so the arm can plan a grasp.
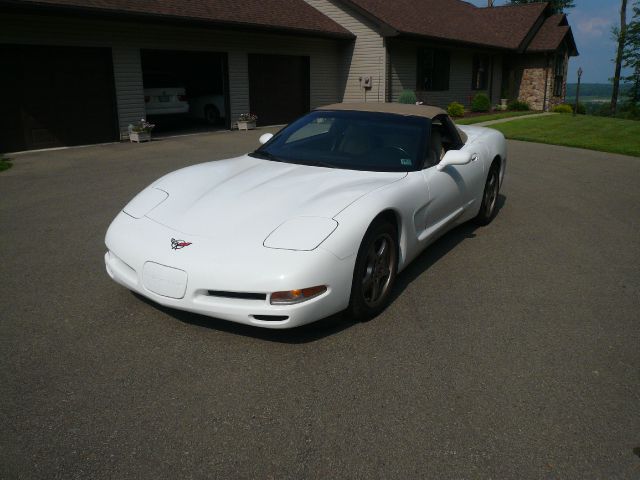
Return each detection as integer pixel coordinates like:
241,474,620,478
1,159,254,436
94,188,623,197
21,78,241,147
489,114,640,157
455,111,538,125
0,157,12,172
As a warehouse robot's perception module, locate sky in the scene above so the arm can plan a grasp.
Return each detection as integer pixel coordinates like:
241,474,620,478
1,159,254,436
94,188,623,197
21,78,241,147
465,0,629,84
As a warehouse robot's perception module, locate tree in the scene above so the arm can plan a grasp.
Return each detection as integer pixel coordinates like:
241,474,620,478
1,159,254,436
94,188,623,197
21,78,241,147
623,1,640,106
508,0,575,14
611,0,629,114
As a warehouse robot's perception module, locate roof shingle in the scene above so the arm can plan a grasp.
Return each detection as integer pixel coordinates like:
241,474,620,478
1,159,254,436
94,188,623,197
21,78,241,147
13,0,354,38
527,13,577,54
346,0,550,50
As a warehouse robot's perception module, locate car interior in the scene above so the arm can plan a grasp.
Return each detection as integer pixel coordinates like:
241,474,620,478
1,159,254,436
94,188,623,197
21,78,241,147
425,114,463,169
261,111,464,172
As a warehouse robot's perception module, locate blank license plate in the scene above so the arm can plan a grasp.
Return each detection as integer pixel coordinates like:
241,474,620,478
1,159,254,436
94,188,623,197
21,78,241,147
158,95,170,102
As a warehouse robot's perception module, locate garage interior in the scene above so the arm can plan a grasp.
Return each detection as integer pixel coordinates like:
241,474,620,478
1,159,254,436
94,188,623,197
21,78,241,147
141,49,229,135
0,44,118,153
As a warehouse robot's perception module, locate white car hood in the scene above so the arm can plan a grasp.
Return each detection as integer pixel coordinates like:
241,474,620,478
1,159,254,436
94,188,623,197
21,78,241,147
145,155,406,241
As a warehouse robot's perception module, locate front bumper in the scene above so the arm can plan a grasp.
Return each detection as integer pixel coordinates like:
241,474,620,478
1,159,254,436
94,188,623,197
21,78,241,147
105,214,354,329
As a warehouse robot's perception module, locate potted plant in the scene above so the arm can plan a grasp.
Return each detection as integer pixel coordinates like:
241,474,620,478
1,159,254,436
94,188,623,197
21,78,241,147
128,118,155,143
237,113,258,131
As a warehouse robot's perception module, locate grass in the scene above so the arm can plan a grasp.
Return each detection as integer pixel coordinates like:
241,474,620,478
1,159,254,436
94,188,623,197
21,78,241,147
455,110,538,125
0,156,12,172
490,114,640,157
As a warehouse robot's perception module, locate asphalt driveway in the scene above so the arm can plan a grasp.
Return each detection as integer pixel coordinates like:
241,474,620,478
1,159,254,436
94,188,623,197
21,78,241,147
1,131,639,479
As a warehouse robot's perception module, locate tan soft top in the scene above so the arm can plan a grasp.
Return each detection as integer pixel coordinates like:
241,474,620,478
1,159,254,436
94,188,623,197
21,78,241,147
317,102,447,119
316,102,467,144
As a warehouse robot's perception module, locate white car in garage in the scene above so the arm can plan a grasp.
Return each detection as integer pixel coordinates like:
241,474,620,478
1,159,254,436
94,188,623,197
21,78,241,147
143,74,189,115
105,103,506,329
189,94,226,125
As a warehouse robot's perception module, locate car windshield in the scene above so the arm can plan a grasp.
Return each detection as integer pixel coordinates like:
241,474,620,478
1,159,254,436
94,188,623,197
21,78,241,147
250,110,429,172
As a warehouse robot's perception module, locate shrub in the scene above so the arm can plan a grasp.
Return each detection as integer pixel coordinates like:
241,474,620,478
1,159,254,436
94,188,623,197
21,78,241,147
398,90,417,104
576,102,586,115
552,104,573,114
508,99,530,111
447,101,465,117
0,156,12,172
471,93,491,112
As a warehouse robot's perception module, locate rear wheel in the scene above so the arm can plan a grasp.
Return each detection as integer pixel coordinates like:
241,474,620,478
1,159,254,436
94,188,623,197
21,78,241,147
348,219,398,322
204,105,221,125
474,164,500,225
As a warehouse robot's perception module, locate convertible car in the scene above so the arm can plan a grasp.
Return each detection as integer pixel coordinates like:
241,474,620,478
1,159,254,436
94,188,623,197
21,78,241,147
105,103,506,328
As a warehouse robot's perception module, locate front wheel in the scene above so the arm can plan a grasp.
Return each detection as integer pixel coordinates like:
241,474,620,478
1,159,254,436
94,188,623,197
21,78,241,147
348,219,398,322
474,164,500,226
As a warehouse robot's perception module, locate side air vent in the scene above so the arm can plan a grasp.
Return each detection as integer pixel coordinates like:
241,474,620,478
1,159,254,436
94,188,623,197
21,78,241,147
207,290,267,301
252,315,289,322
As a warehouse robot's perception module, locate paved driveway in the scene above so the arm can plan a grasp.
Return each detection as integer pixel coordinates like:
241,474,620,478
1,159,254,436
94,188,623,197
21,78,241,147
2,131,639,479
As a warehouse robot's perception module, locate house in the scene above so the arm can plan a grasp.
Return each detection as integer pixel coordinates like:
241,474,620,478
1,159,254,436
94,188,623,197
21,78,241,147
0,0,577,152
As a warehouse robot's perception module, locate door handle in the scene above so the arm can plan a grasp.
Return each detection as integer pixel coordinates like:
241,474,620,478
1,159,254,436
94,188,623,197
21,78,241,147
471,153,479,162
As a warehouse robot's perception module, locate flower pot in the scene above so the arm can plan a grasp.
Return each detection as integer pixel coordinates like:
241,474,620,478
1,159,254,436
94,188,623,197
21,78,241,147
237,121,256,131
130,131,151,143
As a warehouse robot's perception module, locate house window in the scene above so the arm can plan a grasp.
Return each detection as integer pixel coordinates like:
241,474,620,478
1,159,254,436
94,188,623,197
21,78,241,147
472,54,490,90
416,48,450,91
553,54,565,97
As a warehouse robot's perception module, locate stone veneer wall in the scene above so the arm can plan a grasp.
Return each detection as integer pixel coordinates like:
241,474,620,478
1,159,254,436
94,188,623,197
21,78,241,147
516,51,568,111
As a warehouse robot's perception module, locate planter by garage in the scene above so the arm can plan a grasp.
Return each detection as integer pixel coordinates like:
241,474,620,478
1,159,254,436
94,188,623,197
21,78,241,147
129,131,151,143
237,121,256,131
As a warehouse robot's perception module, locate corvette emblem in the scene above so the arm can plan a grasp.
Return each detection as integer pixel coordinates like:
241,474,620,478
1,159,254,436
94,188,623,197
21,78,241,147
171,238,192,250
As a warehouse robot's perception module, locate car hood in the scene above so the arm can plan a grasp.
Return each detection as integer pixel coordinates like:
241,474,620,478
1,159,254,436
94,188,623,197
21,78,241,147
145,154,406,241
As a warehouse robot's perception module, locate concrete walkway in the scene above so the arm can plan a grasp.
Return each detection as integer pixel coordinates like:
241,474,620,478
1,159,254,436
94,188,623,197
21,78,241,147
474,111,555,127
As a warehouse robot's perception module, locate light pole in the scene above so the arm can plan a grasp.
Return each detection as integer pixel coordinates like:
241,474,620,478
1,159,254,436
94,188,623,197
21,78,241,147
574,67,583,116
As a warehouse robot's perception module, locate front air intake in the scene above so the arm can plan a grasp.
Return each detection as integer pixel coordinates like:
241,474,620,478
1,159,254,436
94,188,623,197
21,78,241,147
206,290,267,301
252,315,289,322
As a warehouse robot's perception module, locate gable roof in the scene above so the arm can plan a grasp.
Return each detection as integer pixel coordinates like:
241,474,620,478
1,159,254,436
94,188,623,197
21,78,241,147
6,0,354,38
343,0,575,53
527,13,578,55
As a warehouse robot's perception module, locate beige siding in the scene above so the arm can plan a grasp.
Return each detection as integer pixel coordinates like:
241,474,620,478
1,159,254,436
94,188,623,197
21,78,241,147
388,38,505,110
0,12,344,136
304,0,385,103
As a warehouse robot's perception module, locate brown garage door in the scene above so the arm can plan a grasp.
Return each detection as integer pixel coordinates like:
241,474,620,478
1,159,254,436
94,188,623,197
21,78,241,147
0,45,118,152
248,54,310,126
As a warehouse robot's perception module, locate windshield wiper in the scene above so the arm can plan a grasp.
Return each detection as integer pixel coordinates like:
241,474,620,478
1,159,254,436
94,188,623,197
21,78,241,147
250,150,282,162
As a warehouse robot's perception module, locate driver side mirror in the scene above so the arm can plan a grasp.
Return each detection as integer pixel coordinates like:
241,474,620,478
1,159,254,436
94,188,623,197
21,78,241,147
436,150,472,171
259,133,274,145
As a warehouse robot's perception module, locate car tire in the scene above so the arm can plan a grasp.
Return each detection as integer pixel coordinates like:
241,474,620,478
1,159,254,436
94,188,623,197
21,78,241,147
348,218,398,322
204,105,221,125
474,163,500,226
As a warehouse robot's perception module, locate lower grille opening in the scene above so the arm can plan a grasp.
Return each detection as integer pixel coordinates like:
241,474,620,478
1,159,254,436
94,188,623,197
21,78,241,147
207,290,266,301
252,315,289,322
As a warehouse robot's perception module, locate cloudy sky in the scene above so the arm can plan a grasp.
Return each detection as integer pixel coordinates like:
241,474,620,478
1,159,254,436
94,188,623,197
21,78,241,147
466,0,628,84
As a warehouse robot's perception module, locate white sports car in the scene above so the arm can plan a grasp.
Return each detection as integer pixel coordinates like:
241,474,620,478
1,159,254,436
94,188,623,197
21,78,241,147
105,103,506,329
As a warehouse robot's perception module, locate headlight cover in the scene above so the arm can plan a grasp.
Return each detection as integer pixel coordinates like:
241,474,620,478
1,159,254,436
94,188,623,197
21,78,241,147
123,188,169,219
263,217,338,251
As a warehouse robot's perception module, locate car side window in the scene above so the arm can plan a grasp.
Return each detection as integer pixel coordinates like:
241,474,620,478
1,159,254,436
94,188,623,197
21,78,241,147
423,115,464,169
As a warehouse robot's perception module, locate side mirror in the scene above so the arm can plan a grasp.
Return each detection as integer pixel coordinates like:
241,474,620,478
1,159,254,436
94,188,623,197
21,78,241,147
259,133,274,145
436,150,473,171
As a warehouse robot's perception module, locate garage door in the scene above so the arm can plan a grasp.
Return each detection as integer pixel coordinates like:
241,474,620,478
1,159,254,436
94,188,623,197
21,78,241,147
0,45,118,152
248,54,310,126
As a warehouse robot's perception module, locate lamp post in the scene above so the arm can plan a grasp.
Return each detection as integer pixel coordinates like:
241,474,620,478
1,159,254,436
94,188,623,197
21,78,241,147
574,67,583,116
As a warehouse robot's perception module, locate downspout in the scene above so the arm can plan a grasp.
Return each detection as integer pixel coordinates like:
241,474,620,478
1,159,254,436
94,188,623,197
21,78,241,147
385,38,393,102
489,55,495,104
542,54,550,111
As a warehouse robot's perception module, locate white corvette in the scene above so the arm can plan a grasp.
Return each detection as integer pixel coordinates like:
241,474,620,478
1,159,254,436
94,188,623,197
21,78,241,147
105,103,506,328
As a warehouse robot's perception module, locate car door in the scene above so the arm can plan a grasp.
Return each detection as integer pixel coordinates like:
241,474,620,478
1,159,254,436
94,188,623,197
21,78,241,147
419,116,483,240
